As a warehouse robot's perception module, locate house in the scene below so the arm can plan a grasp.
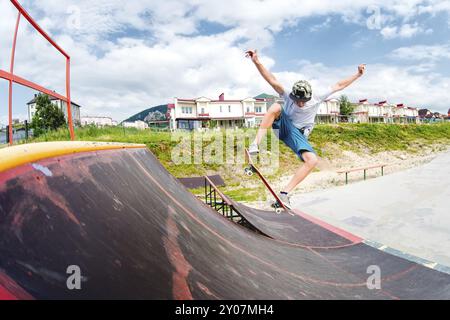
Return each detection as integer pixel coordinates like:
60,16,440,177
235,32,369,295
316,98,340,123
81,116,116,127
27,94,81,125
351,99,370,123
369,100,387,123
418,109,444,122
433,112,445,120
351,99,419,124
418,109,433,121
405,106,419,124
144,110,170,128
122,120,148,130
168,93,282,130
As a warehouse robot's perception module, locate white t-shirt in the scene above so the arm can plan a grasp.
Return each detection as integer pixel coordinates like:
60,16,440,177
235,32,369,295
281,88,335,135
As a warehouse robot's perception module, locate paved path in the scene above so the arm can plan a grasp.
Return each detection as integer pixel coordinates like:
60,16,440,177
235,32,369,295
292,151,450,267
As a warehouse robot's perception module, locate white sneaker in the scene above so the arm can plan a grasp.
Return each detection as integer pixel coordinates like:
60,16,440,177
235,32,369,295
249,142,259,155
277,192,292,209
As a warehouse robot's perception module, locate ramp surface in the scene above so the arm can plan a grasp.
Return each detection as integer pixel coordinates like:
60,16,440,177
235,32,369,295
0,142,449,299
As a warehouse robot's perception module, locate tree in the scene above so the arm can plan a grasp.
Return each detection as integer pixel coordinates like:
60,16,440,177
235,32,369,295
339,95,355,122
30,94,66,137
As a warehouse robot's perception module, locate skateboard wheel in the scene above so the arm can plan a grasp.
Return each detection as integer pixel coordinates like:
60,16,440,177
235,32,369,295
244,168,253,176
275,208,283,214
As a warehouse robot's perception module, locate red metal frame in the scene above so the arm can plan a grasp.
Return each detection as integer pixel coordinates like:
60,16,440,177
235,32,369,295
1,0,74,145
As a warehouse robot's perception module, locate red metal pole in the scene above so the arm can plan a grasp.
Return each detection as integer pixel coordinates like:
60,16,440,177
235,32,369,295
9,0,69,59
8,12,21,145
0,70,69,101
66,58,75,140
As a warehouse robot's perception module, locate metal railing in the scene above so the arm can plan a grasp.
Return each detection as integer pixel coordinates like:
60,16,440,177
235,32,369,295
0,0,74,145
204,175,240,222
337,164,387,184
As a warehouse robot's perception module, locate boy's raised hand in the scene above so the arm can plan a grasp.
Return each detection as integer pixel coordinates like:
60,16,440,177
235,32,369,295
245,49,259,64
358,64,366,76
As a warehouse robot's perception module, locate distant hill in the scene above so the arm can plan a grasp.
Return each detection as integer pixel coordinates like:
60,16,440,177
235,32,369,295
254,93,279,99
122,104,168,123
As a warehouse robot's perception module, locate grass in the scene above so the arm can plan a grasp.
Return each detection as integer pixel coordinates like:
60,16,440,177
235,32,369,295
22,122,450,202
310,122,450,155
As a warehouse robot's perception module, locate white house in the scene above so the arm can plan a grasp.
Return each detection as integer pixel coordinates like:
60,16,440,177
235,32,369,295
81,116,116,127
169,93,277,130
123,120,148,130
352,99,419,124
27,94,81,125
316,98,340,123
393,104,419,123
351,99,370,123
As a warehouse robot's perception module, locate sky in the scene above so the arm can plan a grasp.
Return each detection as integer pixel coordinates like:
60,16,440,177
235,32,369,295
1,0,450,125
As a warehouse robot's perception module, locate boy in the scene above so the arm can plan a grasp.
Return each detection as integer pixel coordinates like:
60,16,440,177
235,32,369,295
246,49,365,208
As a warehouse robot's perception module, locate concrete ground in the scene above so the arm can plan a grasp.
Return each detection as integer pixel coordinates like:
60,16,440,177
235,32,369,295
291,150,450,267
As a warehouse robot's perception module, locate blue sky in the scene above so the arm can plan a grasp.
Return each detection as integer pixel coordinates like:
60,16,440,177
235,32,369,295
1,0,450,126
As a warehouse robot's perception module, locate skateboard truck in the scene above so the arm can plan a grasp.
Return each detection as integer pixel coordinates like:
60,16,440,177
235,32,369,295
271,201,284,214
244,166,256,176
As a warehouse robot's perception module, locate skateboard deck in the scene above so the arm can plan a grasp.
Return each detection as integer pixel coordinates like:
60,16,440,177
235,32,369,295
244,148,289,214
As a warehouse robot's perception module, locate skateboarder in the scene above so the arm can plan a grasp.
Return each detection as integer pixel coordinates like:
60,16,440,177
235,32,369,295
245,49,366,208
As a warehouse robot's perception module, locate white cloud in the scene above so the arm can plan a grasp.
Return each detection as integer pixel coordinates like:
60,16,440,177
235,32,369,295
380,23,431,39
390,44,450,61
289,62,450,113
2,0,450,122
309,17,332,32
25,0,450,44
380,26,398,39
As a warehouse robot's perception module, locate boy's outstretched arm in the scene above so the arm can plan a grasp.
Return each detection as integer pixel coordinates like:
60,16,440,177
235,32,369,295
332,64,366,93
245,49,285,95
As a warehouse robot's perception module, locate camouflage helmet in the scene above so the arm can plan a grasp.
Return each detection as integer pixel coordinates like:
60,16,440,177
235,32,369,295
290,80,312,102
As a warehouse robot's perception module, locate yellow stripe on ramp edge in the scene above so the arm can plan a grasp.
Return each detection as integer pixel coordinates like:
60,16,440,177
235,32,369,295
0,141,147,173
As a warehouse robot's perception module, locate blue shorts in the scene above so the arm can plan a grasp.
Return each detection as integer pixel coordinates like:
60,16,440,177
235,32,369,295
272,110,315,161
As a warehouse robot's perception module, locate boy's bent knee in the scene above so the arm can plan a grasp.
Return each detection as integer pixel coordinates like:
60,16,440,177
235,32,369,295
268,103,282,116
302,152,318,168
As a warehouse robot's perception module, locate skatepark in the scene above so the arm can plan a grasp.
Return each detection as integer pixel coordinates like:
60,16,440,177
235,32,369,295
1,0,450,300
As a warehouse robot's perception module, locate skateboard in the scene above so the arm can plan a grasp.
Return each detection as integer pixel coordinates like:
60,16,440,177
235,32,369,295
244,148,289,214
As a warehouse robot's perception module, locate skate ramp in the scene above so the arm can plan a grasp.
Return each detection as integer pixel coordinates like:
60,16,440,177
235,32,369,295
0,142,449,299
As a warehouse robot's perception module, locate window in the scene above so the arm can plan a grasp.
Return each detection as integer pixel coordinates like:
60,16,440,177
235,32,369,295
201,108,205,114
181,107,193,114
220,106,222,112
255,106,262,113
228,106,231,112
247,107,250,113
